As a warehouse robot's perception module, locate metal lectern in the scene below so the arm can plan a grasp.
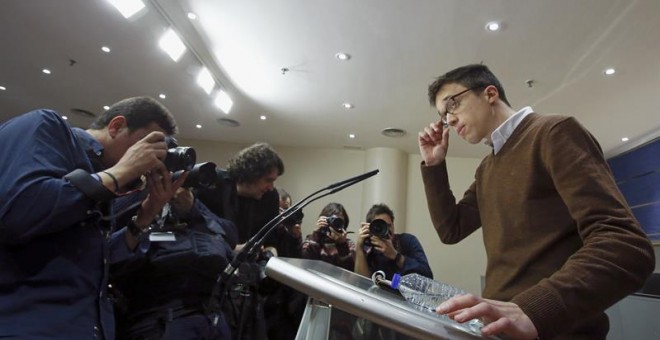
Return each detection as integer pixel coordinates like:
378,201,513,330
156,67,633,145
265,257,488,339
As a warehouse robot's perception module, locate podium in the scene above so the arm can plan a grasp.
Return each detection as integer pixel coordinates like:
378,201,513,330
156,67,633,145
265,257,489,339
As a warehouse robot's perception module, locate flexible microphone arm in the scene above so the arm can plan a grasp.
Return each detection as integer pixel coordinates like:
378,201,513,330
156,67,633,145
220,168,379,281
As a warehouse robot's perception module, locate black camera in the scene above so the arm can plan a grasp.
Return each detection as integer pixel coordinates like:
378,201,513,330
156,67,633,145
181,162,217,188
164,136,196,172
368,219,390,239
322,215,345,234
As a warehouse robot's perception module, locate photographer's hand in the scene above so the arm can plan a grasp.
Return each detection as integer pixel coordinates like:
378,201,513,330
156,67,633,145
356,223,370,248
170,187,194,215
328,228,348,244
371,236,397,260
104,131,169,192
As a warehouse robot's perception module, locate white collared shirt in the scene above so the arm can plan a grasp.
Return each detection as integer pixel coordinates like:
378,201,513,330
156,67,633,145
490,106,534,155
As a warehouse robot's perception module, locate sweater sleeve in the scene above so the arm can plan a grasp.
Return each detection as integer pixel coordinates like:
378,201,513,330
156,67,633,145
420,161,482,244
511,117,655,338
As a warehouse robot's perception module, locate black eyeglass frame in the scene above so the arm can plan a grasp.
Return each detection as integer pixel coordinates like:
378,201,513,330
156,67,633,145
438,87,474,127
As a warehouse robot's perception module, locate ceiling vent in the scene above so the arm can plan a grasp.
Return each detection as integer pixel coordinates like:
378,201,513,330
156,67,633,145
381,128,406,138
217,117,240,127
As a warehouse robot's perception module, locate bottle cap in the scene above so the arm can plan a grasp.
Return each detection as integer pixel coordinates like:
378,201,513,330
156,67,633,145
391,273,401,289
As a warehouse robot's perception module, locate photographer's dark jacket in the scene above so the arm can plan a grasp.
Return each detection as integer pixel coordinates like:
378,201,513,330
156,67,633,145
0,110,137,339
110,199,235,337
365,233,433,280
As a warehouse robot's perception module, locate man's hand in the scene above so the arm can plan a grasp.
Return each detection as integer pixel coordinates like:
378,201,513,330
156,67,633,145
110,131,169,188
170,187,194,215
369,235,397,260
436,294,538,339
418,121,449,166
356,223,370,248
138,168,188,223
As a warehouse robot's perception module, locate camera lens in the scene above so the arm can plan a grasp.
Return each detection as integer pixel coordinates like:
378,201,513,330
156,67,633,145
182,162,216,188
164,147,196,171
326,215,345,231
369,219,390,239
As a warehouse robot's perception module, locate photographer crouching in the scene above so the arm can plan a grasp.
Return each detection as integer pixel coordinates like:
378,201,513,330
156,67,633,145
302,202,356,271
110,159,237,340
354,203,433,280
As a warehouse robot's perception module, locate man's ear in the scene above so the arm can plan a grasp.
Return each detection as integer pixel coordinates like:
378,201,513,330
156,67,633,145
107,115,127,138
485,85,499,104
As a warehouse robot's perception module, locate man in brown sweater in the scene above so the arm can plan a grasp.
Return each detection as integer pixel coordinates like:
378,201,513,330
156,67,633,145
418,64,654,339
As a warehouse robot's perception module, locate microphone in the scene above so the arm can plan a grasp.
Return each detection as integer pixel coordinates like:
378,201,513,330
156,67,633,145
210,169,379,325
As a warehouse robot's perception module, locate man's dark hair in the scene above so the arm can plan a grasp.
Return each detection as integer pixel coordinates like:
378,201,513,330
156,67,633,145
366,203,394,223
227,143,284,184
319,202,350,229
89,96,177,134
427,64,510,107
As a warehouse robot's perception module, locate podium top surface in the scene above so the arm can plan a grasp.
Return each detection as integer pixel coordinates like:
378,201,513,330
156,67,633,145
266,257,491,340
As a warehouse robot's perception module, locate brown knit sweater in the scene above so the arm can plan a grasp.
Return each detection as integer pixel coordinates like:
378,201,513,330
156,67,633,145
421,113,654,339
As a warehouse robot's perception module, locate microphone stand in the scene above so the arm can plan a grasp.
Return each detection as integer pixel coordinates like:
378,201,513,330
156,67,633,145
210,169,379,326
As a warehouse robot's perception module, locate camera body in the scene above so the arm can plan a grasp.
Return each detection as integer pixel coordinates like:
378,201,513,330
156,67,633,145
164,136,196,172
321,214,346,235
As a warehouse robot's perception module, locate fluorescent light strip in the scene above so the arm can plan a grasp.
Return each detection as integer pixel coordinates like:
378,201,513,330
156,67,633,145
197,67,215,95
159,28,187,62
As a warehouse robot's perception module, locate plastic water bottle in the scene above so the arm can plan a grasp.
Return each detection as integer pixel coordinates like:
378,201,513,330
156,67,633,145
390,273,484,335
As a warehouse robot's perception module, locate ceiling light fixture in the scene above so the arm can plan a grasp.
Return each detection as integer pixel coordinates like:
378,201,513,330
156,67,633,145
196,124,202,129
187,12,197,20
621,137,629,142
101,46,111,53
107,0,146,19
103,106,110,110
197,67,215,94
0,86,6,91
214,89,233,113
159,28,187,62
335,52,351,61
42,69,51,74
349,133,356,139
159,93,166,99
485,21,501,32
260,115,267,120
342,102,354,109
604,68,616,76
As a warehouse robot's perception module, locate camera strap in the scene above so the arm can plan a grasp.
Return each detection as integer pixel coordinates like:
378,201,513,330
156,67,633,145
64,168,116,202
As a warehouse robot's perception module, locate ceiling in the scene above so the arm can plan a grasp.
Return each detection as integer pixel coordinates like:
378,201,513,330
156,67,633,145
1,0,658,159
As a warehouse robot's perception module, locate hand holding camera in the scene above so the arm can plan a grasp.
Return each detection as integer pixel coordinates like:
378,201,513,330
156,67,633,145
359,219,396,259
316,215,348,244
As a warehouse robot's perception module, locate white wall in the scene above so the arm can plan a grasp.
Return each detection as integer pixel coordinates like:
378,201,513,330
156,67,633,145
178,137,487,294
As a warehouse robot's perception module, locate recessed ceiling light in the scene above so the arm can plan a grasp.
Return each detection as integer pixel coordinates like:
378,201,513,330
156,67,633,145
196,124,202,129
621,137,629,142
159,28,187,62
335,52,351,61
260,115,267,120
349,133,356,139
485,21,501,31
159,93,166,99
103,106,110,110
214,89,233,113
101,46,111,53
342,102,354,109
107,0,146,19
62,116,68,120
604,68,616,76
187,12,197,20
0,86,6,91
42,69,51,74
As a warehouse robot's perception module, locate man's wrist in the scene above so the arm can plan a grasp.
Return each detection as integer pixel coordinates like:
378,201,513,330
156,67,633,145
127,215,151,238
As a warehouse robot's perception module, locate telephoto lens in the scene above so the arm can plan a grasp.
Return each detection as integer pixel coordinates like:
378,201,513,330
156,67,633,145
368,219,390,239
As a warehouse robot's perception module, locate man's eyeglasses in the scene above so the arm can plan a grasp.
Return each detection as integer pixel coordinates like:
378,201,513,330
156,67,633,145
438,88,473,127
